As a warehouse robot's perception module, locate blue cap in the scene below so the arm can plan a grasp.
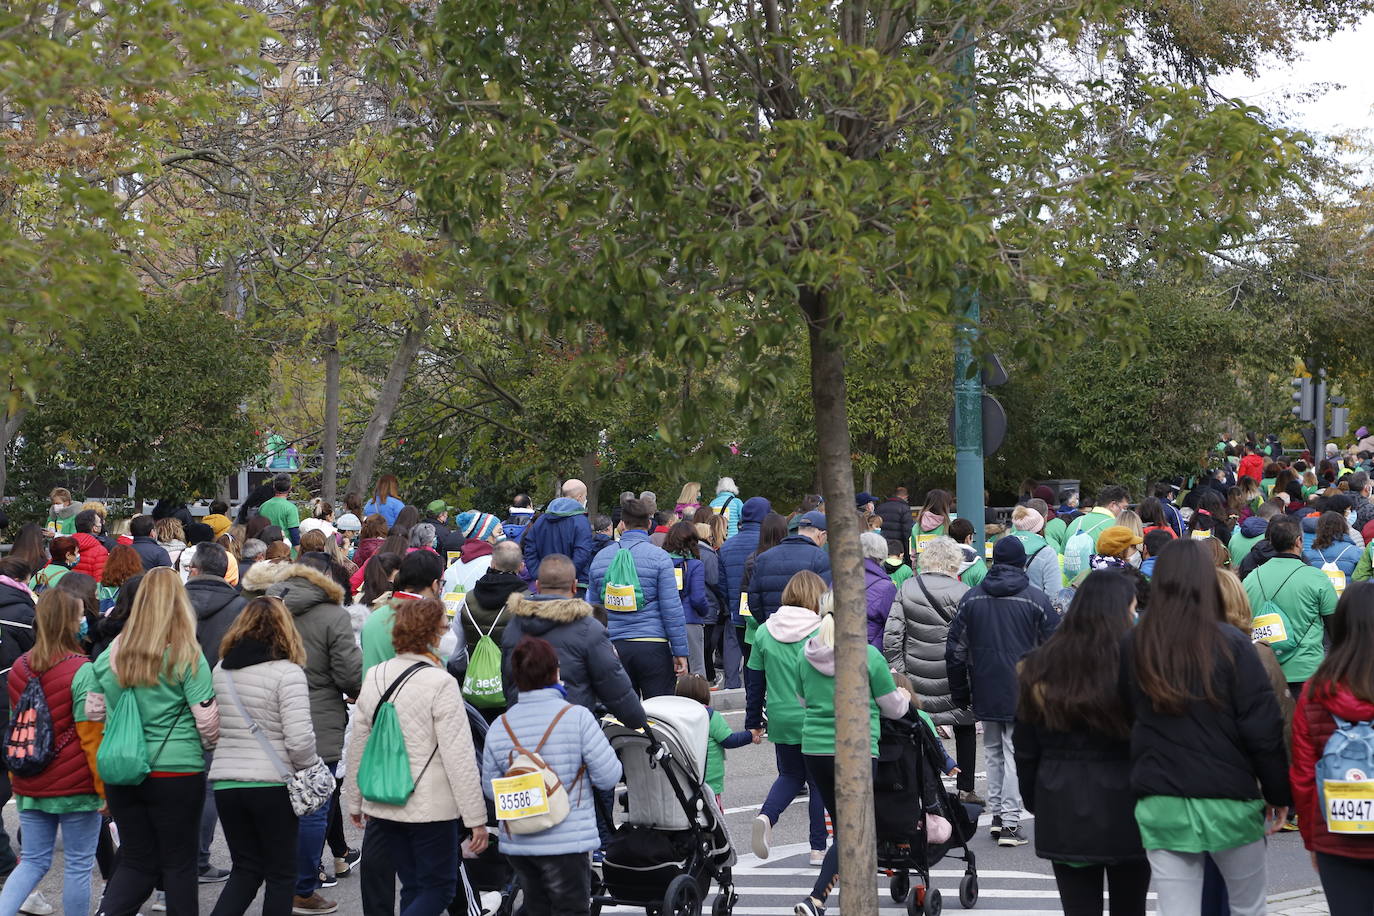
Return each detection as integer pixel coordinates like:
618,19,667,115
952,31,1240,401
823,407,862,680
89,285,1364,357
797,511,828,532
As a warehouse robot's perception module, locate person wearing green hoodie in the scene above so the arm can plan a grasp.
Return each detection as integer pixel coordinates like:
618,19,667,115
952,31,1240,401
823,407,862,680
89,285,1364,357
745,570,829,866
1062,486,1130,554
45,488,80,537
1009,502,1062,598
910,488,953,558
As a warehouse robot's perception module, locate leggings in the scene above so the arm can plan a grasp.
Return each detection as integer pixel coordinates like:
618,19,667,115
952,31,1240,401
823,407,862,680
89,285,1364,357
802,755,877,906
1051,860,1151,916
1316,852,1374,916
952,724,976,793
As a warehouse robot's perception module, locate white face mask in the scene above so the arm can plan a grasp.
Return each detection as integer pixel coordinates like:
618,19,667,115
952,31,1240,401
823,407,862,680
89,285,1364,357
1127,552,1143,569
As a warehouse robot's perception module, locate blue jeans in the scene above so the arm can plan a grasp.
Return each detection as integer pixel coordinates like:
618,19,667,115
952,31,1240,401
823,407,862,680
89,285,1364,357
295,765,335,897
0,808,101,916
366,818,459,915
760,743,828,852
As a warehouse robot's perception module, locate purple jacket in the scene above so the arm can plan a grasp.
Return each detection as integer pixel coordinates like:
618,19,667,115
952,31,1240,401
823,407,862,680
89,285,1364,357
864,557,897,649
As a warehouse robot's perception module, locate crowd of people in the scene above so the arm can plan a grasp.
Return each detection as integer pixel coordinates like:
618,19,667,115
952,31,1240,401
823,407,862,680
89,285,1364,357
0,451,1369,915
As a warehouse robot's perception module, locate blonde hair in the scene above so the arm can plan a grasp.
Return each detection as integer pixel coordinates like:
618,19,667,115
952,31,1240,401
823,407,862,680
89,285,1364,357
81,501,107,519
1114,510,1144,540
155,518,185,544
30,589,83,672
781,570,827,612
1216,568,1251,629
816,588,836,648
114,567,201,687
49,487,72,503
676,482,702,507
706,514,727,550
220,596,305,666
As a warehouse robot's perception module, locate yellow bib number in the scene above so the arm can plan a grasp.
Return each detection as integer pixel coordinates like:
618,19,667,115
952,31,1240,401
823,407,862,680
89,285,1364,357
1252,613,1288,645
604,583,637,613
916,533,936,554
1191,530,1212,540
443,591,465,619
1325,567,1347,595
447,551,462,568
739,591,752,619
1324,780,1374,834
674,567,684,591
492,772,550,821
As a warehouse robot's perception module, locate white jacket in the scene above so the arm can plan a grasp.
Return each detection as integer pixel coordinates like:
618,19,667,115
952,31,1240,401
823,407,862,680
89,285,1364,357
209,657,319,783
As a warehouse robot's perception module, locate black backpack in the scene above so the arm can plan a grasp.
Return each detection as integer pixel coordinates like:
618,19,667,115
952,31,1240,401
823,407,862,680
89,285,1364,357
4,655,77,777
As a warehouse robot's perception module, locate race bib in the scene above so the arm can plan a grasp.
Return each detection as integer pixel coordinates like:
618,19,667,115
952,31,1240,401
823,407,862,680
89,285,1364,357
447,551,462,568
604,583,637,612
492,772,550,821
443,591,465,619
739,591,752,619
984,541,994,560
916,533,937,554
1252,613,1288,645
1324,779,1374,834
1325,567,1347,595
674,567,684,592
1191,530,1212,540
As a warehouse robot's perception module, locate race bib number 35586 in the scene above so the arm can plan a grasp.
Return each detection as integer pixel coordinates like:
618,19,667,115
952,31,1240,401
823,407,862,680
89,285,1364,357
492,772,550,821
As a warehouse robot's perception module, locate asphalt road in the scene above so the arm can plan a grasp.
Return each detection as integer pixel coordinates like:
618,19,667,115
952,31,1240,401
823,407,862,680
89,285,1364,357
11,708,1318,914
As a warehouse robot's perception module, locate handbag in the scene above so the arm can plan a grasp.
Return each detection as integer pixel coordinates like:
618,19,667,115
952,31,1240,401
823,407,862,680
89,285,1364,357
220,670,335,817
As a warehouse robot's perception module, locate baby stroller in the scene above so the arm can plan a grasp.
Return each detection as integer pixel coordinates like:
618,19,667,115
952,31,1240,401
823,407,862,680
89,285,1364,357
875,712,981,915
596,696,737,916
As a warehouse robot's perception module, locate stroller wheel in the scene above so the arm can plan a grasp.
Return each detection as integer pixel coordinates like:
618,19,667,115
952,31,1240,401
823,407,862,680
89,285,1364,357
890,871,910,903
959,873,978,908
911,886,942,916
664,874,702,916
711,888,734,916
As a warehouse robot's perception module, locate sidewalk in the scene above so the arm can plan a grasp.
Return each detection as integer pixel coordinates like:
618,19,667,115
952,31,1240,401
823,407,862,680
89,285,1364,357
1269,887,1329,915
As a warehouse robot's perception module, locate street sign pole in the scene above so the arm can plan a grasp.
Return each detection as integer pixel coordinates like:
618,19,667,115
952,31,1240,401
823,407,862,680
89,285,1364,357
952,20,984,546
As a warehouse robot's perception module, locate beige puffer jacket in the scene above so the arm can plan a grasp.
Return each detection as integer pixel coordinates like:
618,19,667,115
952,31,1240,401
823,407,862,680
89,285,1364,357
344,654,485,826
209,651,319,784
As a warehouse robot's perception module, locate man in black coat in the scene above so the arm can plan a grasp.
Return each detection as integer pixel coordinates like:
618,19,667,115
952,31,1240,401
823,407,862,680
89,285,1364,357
946,536,1057,847
129,514,171,570
876,488,916,564
185,543,247,667
747,512,832,624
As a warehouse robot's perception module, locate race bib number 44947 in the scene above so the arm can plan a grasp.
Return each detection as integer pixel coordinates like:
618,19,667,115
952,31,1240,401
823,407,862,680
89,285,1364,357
1324,780,1374,834
492,772,550,821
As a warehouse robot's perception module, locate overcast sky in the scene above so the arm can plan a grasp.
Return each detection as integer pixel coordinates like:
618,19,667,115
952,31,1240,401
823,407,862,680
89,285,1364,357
1215,14,1374,140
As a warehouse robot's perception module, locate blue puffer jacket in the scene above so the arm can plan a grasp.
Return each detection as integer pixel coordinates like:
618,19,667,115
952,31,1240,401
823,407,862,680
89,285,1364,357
588,530,689,657
710,491,743,538
697,544,726,623
481,688,621,855
945,563,1058,722
670,554,710,624
747,534,832,624
720,497,771,626
522,498,596,584
1304,539,1361,577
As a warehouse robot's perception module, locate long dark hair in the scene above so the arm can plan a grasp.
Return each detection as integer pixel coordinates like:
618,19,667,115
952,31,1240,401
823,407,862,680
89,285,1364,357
9,524,46,576
663,520,700,557
1310,582,1374,704
753,512,788,558
1018,570,1136,738
1133,539,1228,715
392,505,420,536
920,489,953,524
1136,497,1169,530
361,552,402,605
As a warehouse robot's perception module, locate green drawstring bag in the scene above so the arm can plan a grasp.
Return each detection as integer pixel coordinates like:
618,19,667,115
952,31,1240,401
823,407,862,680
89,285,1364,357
602,545,644,614
462,607,506,708
358,662,435,805
97,689,150,786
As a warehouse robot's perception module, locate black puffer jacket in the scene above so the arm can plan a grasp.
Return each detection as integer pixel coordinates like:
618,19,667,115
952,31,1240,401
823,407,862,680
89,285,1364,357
500,594,647,730
0,580,36,716
1119,623,1290,805
186,576,247,667
747,535,832,624
882,572,972,726
875,497,915,562
1015,721,1144,864
459,570,527,655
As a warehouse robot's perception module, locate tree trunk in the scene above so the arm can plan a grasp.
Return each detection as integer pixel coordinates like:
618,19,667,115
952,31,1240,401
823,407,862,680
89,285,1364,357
862,467,873,494
321,320,341,506
802,287,877,914
580,451,601,514
0,405,27,502
343,307,431,498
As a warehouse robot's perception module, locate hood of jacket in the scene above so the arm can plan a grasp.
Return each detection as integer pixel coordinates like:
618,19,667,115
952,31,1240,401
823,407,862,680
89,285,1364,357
50,502,80,521
244,561,344,613
460,539,494,563
220,634,287,670
863,556,890,583
471,569,528,609
957,543,981,573
920,511,946,532
741,496,772,525
804,636,835,676
508,594,592,636
765,605,822,643
73,532,104,551
185,576,242,620
160,538,187,554
980,563,1030,597
1311,684,1374,723
545,497,587,518
1239,516,1269,538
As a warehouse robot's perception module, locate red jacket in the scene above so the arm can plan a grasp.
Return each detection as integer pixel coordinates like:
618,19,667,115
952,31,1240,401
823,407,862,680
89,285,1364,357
72,533,108,582
6,653,98,799
1238,454,1265,484
1291,683,1374,859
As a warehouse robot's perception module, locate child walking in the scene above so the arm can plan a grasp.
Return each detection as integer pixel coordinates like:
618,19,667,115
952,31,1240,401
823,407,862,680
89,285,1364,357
676,674,756,808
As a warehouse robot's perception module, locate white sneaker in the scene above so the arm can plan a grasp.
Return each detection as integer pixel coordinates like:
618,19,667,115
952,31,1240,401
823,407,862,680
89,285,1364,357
808,849,826,866
751,814,772,859
151,891,167,913
19,892,53,916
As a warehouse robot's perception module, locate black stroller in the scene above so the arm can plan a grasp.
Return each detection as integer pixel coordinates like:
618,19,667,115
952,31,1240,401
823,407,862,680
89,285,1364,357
594,696,737,916
875,712,981,915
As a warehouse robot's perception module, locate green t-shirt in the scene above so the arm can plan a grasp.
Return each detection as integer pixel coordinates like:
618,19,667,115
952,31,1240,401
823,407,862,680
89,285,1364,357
1242,556,1338,682
257,496,300,534
19,661,102,813
746,620,819,745
88,648,215,773
1228,532,1263,569
705,709,733,796
960,557,988,588
886,563,914,588
1260,478,1276,498
798,643,898,757
361,604,397,671
1135,796,1265,853
910,523,948,557
36,564,71,589
214,780,280,791
1043,517,1069,554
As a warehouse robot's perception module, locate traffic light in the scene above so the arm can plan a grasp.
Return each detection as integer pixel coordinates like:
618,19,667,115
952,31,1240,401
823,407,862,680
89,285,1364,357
1332,407,1350,439
1291,377,1316,422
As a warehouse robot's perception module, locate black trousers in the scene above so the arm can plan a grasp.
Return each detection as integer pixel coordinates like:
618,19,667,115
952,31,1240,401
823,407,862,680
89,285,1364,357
612,640,676,698
952,724,977,793
210,786,298,916
1051,860,1152,916
1317,852,1374,916
508,853,592,916
100,773,206,916
360,815,397,915
326,780,348,860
